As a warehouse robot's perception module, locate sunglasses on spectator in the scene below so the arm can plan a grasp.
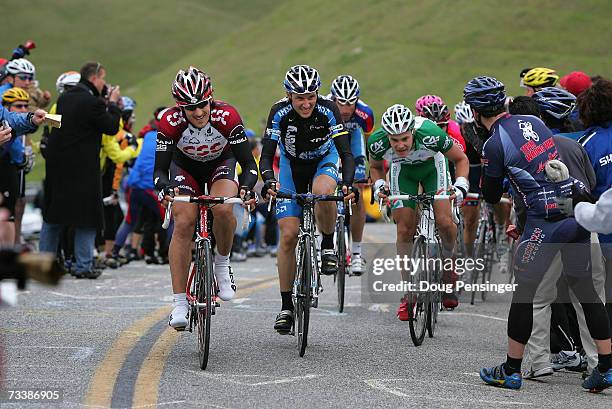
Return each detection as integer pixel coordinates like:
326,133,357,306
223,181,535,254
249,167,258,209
16,74,34,81
183,99,211,111
11,103,29,109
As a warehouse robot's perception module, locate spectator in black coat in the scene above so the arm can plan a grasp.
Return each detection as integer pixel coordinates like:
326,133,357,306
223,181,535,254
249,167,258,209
39,62,121,279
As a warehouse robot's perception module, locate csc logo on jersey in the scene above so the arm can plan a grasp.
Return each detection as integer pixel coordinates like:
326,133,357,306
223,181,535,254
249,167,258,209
166,111,186,127
211,109,230,126
182,142,224,158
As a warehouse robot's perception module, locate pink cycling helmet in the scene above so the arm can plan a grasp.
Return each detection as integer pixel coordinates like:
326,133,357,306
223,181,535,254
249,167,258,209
415,94,450,123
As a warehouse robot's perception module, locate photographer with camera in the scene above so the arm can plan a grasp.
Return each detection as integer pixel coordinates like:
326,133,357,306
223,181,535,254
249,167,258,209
39,62,121,279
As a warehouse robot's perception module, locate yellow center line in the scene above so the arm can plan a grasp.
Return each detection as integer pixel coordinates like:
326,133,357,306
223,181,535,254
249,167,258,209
132,278,278,408
83,305,170,408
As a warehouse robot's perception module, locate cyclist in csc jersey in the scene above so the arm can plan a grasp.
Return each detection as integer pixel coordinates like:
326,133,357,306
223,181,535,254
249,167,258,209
154,66,258,330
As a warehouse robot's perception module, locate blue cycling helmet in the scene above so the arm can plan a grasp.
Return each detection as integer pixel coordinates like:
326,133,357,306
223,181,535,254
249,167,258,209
283,65,320,94
244,128,256,138
532,87,576,119
463,76,506,110
121,96,136,112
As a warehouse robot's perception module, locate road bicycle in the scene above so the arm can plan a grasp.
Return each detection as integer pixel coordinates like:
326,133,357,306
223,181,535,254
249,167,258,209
163,193,246,369
466,193,511,305
334,178,368,313
273,190,345,356
382,192,457,346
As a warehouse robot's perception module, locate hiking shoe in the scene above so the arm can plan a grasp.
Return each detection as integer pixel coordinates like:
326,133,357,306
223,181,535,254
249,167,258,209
522,366,554,379
551,350,582,371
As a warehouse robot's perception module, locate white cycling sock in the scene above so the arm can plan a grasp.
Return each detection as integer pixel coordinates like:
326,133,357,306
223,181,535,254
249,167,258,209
352,242,362,255
214,254,230,269
173,293,187,306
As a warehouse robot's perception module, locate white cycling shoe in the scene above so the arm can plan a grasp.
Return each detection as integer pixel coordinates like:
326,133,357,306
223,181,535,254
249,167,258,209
214,265,236,301
169,303,189,330
351,253,366,276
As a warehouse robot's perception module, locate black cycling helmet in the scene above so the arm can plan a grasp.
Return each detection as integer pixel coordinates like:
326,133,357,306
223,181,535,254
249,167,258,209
463,76,506,111
532,87,576,119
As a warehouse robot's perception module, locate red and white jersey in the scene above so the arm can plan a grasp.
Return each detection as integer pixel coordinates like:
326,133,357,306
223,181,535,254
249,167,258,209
157,100,247,164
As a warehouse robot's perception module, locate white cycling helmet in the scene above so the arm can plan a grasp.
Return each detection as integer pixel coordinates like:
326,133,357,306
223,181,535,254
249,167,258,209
284,64,320,94
454,101,474,124
6,58,36,76
330,74,360,104
56,71,81,93
381,104,415,135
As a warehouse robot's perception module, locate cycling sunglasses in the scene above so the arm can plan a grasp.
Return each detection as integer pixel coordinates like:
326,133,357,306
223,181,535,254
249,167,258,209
183,98,211,111
16,74,34,81
11,103,29,109
335,96,358,105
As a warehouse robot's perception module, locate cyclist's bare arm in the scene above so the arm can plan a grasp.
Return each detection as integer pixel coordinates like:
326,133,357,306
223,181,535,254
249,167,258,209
443,143,469,180
369,158,387,197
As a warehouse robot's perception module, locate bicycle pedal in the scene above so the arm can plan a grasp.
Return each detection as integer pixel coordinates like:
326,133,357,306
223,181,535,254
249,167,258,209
215,301,220,307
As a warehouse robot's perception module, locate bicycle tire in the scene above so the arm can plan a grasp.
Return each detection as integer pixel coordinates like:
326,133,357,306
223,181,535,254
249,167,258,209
197,240,213,370
427,241,442,338
336,215,346,313
296,235,312,357
471,221,486,305
481,226,494,302
409,236,428,346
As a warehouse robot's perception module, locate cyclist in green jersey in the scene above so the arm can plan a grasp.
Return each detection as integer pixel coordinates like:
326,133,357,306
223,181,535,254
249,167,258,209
368,104,469,315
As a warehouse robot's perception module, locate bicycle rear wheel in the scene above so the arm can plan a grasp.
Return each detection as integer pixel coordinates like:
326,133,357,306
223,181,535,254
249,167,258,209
296,235,312,357
409,236,428,346
196,240,213,370
336,215,346,313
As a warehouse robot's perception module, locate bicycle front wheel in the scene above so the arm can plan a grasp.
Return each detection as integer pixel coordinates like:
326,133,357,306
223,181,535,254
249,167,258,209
296,235,312,357
197,240,213,370
336,215,346,313
471,222,486,305
427,241,442,338
409,236,428,346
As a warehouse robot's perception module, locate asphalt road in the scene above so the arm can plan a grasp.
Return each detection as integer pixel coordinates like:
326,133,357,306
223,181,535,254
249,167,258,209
1,223,610,408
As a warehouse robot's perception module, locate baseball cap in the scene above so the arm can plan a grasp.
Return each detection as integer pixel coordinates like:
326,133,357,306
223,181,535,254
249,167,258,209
559,71,592,96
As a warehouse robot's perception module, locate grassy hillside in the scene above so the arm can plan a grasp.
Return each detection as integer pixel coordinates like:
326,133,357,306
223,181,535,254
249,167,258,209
2,0,611,182
2,0,279,92
129,0,612,132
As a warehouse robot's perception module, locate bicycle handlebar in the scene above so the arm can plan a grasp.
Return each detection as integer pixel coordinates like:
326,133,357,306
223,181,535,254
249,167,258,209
162,195,247,230
466,193,511,204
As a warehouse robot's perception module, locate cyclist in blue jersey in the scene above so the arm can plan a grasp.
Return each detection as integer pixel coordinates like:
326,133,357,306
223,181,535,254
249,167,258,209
464,76,611,392
260,65,355,334
576,78,612,335
328,74,374,275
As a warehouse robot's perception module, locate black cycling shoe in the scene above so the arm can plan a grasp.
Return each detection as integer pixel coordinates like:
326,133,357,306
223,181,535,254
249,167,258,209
274,310,294,334
321,249,338,275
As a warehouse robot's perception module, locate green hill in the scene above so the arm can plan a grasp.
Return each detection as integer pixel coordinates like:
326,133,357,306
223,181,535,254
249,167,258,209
2,0,611,182
129,0,612,131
